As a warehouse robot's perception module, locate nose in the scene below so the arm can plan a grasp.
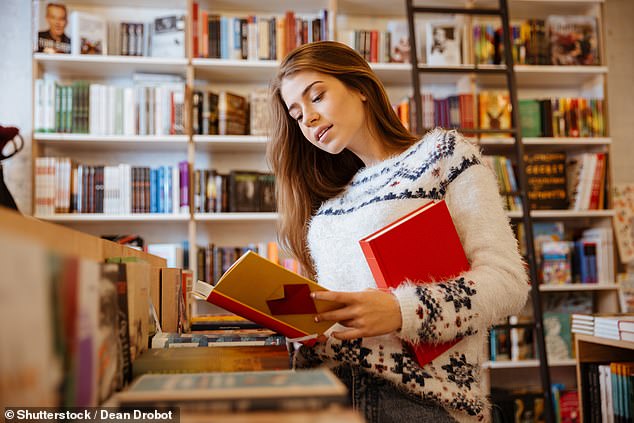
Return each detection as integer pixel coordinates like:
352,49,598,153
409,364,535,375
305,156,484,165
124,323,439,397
303,111,319,127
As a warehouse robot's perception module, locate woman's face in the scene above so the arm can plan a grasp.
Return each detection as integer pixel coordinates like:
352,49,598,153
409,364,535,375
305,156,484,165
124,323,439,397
280,70,369,155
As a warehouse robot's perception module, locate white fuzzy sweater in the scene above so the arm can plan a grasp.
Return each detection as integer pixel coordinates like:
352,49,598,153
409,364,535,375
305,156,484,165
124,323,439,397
297,129,529,422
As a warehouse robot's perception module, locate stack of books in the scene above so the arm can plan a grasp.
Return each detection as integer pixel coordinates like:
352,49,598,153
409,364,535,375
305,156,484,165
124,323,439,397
571,313,634,341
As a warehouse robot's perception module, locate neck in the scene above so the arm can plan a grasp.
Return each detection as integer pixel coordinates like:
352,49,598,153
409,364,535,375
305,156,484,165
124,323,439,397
349,136,405,167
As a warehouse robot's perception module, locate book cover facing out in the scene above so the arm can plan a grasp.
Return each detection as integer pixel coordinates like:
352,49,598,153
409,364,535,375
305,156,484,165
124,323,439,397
359,200,470,366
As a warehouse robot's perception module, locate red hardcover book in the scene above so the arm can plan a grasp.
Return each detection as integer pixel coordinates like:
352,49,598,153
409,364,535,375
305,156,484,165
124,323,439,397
359,200,470,367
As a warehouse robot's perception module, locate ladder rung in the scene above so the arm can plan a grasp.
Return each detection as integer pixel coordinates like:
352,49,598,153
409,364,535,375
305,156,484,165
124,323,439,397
413,6,502,16
492,323,536,330
417,66,508,74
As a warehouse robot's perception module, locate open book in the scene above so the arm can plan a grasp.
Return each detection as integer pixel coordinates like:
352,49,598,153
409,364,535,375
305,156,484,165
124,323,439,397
192,251,340,345
359,200,470,366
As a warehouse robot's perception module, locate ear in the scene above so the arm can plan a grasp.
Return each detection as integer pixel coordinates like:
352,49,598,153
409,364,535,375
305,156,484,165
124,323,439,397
358,91,367,102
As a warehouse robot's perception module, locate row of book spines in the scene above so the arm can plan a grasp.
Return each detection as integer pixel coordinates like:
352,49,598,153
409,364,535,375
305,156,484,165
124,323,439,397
34,157,189,215
485,156,522,212
196,242,281,285
192,5,329,61
399,93,606,137
397,93,476,133
34,79,186,136
524,152,608,210
339,30,391,64
582,362,634,423
539,237,610,285
109,21,153,57
39,251,189,406
523,151,608,211
567,152,608,211
191,90,250,136
193,169,276,214
520,98,607,138
474,20,550,65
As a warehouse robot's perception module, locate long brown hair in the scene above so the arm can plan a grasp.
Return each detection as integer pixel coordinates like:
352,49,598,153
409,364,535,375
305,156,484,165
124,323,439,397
268,41,417,278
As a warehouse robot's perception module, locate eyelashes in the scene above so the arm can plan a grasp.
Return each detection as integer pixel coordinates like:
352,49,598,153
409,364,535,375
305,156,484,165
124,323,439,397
290,91,324,123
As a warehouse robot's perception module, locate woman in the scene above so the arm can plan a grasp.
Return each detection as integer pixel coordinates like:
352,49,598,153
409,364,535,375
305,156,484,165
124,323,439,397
268,41,528,423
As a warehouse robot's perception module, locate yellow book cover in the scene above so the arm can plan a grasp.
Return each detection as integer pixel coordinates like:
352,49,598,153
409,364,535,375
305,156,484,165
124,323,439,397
192,251,340,343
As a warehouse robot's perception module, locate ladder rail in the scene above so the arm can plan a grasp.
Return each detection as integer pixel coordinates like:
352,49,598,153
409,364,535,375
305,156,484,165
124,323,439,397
498,0,555,420
405,1,556,421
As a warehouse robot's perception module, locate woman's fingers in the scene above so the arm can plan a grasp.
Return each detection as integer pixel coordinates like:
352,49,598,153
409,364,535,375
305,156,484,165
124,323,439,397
316,306,356,323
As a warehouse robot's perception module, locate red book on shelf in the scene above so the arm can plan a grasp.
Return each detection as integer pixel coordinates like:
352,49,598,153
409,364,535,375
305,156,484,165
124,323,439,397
359,200,470,367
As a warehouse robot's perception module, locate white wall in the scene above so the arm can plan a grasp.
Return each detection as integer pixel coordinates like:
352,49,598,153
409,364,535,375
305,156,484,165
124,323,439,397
0,0,33,214
0,0,632,217
605,0,634,184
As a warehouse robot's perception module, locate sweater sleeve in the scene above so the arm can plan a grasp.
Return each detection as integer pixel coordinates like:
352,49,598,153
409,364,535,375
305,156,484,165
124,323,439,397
392,133,530,345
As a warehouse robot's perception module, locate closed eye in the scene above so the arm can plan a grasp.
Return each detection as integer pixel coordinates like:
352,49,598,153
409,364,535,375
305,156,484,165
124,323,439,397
294,114,303,123
312,92,323,103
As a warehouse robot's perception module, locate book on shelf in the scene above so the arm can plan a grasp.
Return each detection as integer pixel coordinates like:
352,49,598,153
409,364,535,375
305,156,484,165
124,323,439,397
192,251,341,345
613,183,634,264
151,15,185,58
478,91,512,136
359,200,469,367
151,329,286,348
541,241,573,285
547,15,600,66
129,345,290,378
386,20,411,63
69,11,107,55
425,20,462,66
581,362,633,423
114,369,347,411
192,4,329,60
34,158,188,216
524,152,568,210
34,1,71,54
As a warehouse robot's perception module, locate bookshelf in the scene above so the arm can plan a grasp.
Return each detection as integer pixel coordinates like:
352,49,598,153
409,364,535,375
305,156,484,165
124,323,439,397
29,0,621,416
574,334,634,422
402,0,618,421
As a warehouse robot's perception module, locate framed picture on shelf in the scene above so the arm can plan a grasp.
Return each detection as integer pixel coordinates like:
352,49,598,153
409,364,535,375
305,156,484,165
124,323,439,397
425,20,461,66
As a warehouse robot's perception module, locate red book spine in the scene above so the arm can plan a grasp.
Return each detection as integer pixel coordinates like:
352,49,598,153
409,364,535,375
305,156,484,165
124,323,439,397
207,290,317,346
192,2,199,58
359,241,388,289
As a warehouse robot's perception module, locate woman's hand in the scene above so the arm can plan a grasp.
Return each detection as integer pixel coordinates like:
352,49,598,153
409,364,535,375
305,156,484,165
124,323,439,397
312,289,402,340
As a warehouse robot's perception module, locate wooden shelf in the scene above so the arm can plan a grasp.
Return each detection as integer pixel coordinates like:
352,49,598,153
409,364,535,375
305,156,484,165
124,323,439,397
575,334,634,354
195,212,278,222
477,137,611,149
34,53,188,78
36,214,190,222
575,333,634,422
506,209,615,219
538,284,618,292
35,133,189,150
483,358,576,369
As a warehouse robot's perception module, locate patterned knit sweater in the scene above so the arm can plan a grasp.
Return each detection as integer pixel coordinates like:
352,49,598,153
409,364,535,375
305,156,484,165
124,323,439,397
296,129,529,422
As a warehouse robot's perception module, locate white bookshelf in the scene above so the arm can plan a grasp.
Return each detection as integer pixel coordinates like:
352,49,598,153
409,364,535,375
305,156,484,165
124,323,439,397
34,133,189,150
194,212,278,222
538,284,618,292
193,135,268,152
506,209,615,219
35,213,190,222
33,53,188,78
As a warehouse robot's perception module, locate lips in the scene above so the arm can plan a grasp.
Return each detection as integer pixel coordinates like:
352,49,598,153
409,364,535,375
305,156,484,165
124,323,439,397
315,125,333,143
